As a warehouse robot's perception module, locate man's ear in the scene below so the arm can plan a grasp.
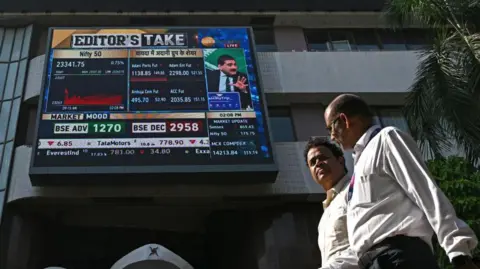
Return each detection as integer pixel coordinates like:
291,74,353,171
339,113,349,128
338,156,345,166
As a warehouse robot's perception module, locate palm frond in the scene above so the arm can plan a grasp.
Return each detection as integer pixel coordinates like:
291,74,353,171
385,0,453,29
404,30,480,161
439,33,480,144
386,0,480,164
457,33,480,93
450,0,480,30
404,50,452,157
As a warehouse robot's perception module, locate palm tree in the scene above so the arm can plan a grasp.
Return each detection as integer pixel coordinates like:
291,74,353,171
385,0,480,164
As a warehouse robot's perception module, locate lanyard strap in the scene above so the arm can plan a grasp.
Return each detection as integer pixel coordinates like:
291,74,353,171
347,128,382,202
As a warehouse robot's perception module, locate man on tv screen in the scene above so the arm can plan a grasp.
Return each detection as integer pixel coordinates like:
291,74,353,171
207,54,252,110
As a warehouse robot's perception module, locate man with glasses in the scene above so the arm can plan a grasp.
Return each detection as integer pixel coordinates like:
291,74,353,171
304,136,358,269
323,94,478,269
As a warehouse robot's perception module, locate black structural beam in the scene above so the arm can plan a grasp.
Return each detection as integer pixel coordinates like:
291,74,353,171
0,0,385,13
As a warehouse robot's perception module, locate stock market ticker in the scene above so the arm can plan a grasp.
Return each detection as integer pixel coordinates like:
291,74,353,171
31,27,275,170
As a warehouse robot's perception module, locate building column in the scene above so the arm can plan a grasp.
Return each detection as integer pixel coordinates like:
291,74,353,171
2,212,46,269
206,204,322,269
290,104,328,140
273,27,308,52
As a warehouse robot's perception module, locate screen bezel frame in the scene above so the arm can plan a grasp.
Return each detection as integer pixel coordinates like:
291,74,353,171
28,26,278,181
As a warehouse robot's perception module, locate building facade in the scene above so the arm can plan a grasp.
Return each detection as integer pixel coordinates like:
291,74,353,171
0,2,427,268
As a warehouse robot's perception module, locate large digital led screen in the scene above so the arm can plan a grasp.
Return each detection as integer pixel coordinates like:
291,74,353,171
29,27,277,184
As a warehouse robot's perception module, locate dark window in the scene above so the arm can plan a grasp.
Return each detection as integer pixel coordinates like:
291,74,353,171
250,16,275,26
377,29,407,50
305,28,430,51
305,29,380,51
304,29,329,51
0,101,11,142
253,28,277,52
15,104,37,146
403,29,430,50
351,29,381,51
373,107,411,134
328,30,355,51
31,28,49,57
268,107,296,142
255,44,278,52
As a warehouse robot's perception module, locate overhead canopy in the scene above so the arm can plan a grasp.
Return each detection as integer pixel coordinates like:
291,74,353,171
0,0,385,13
110,244,194,269
124,260,183,269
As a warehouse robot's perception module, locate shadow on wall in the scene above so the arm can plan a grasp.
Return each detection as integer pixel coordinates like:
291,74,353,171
44,244,194,269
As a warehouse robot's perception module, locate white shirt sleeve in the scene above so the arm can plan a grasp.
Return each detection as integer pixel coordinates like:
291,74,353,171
319,248,359,269
382,128,478,260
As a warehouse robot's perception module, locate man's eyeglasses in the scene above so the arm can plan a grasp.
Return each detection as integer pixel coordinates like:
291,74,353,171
326,116,340,133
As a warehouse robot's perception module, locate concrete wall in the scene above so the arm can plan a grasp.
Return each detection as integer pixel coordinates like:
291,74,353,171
258,51,418,94
290,104,328,141
9,47,416,200
5,23,420,200
23,50,417,108
8,145,328,201
206,204,322,269
0,25,33,225
2,203,323,269
273,27,308,52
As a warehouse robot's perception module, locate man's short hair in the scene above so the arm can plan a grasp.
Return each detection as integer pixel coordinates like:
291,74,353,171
329,94,373,119
217,54,235,66
304,136,344,166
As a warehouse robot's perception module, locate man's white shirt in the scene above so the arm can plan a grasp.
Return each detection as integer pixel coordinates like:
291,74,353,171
348,125,478,260
218,72,233,92
318,176,359,269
